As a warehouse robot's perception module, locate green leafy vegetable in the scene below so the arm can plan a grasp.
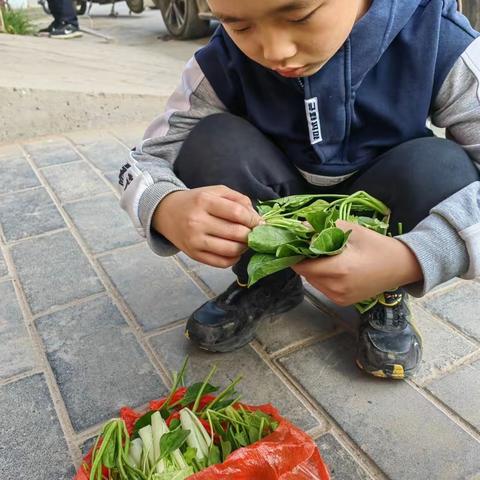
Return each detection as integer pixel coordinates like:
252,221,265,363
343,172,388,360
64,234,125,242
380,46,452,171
247,254,304,287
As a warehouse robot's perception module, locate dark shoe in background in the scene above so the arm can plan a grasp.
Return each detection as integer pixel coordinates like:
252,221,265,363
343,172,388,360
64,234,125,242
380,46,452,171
356,289,422,379
185,273,304,352
49,23,82,39
37,20,58,36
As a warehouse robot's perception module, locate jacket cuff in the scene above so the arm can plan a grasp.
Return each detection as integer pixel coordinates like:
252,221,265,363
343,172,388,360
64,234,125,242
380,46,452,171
138,182,188,257
396,213,469,297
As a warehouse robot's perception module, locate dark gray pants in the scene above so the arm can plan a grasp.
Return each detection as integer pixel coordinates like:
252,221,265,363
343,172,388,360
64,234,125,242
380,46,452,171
174,113,479,284
47,0,78,27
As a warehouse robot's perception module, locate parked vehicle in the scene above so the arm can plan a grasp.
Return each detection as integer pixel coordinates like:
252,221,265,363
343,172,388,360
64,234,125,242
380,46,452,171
158,0,480,40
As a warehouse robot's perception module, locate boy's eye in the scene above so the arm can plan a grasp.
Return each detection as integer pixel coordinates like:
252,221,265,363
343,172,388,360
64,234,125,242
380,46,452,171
289,6,320,24
231,26,251,33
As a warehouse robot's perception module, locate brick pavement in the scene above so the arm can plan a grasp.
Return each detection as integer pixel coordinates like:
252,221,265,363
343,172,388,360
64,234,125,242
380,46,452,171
0,127,479,479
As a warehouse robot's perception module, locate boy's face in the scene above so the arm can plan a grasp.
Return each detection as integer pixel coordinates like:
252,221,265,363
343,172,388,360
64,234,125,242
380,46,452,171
208,0,371,78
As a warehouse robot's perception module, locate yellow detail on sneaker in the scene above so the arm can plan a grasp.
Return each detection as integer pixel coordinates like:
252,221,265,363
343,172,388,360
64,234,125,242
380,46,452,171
378,292,402,307
371,370,388,378
391,364,405,379
184,330,190,339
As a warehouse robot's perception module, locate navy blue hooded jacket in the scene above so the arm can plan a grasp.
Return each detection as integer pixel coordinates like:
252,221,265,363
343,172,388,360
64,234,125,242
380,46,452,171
195,0,477,180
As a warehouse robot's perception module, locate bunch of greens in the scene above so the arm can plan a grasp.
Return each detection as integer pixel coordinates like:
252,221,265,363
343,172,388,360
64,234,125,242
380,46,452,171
247,191,391,312
86,358,278,480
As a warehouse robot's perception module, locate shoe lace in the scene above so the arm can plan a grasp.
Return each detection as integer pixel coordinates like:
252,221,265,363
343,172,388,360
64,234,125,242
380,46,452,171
369,303,407,329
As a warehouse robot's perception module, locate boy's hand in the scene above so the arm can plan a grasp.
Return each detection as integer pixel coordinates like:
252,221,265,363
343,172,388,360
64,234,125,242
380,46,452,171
152,186,263,268
292,220,423,306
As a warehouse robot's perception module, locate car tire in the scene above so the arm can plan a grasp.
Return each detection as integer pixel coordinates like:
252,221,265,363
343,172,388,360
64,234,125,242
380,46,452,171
159,0,210,39
459,0,480,30
76,0,87,15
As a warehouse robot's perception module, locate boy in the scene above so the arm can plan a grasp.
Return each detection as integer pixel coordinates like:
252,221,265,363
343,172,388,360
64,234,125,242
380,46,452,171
119,0,480,379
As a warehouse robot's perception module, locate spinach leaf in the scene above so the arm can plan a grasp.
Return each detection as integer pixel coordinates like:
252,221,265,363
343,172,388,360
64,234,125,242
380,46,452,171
180,382,218,407
305,210,329,233
309,227,351,255
132,411,156,439
248,225,299,254
276,242,315,258
207,445,221,466
159,428,190,460
247,254,304,286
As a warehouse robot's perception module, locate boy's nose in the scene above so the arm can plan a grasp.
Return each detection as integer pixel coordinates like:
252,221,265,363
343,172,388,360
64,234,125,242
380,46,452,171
261,32,297,64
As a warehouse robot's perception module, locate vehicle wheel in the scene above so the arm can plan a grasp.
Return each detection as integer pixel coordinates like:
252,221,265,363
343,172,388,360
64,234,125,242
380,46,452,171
159,0,210,39
76,0,87,15
126,0,144,13
459,0,480,30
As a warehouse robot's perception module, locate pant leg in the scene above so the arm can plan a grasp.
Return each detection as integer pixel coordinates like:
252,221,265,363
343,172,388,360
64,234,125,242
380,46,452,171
47,0,61,24
174,113,316,283
346,137,479,234
57,0,79,26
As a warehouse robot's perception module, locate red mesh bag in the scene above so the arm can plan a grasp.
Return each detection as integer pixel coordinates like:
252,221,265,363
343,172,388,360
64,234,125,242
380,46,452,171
74,400,330,480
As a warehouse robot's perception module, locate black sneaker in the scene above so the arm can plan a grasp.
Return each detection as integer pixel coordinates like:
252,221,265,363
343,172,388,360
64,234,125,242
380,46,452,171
356,289,422,379
49,23,82,39
185,273,304,352
37,21,57,36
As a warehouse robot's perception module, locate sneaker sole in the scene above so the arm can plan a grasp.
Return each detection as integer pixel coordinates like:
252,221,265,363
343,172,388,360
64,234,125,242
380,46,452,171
186,293,304,353
355,359,420,380
50,32,83,39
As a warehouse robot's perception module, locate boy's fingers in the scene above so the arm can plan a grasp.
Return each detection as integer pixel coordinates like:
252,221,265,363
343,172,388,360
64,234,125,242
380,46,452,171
206,216,251,243
208,197,262,229
213,185,254,210
195,251,241,269
198,235,248,258
292,256,339,278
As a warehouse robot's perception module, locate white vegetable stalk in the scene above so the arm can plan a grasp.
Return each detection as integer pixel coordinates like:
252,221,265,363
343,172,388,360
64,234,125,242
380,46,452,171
151,412,168,473
128,438,143,468
179,408,212,460
139,425,155,469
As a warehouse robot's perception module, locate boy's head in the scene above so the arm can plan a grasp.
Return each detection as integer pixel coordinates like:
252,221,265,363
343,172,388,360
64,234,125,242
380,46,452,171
207,0,371,78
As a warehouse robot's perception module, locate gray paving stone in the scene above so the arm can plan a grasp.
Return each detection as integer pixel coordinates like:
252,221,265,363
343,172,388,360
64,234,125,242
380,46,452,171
23,138,81,167
36,296,167,431
0,155,40,195
99,243,207,331
64,193,143,254
426,359,480,431
0,281,36,380
316,433,370,480
279,334,480,480
255,300,339,354
11,230,104,314
77,136,130,172
149,325,319,431
422,282,480,341
111,125,147,149
0,373,74,479
104,170,121,192
80,437,96,457
177,252,236,295
412,305,478,384
304,282,360,331
0,250,8,278
0,187,65,242
0,143,22,159
42,161,109,203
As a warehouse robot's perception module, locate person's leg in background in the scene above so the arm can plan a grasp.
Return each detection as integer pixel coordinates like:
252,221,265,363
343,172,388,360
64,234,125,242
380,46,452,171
346,137,479,378
37,0,61,35
174,113,318,352
48,0,81,39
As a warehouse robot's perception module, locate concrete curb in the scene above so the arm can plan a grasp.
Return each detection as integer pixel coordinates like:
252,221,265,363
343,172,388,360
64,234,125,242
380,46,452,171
1,87,166,143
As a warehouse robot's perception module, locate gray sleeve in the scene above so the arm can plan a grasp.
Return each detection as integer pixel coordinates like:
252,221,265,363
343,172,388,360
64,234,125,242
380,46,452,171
118,56,226,256
396,38,480,296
